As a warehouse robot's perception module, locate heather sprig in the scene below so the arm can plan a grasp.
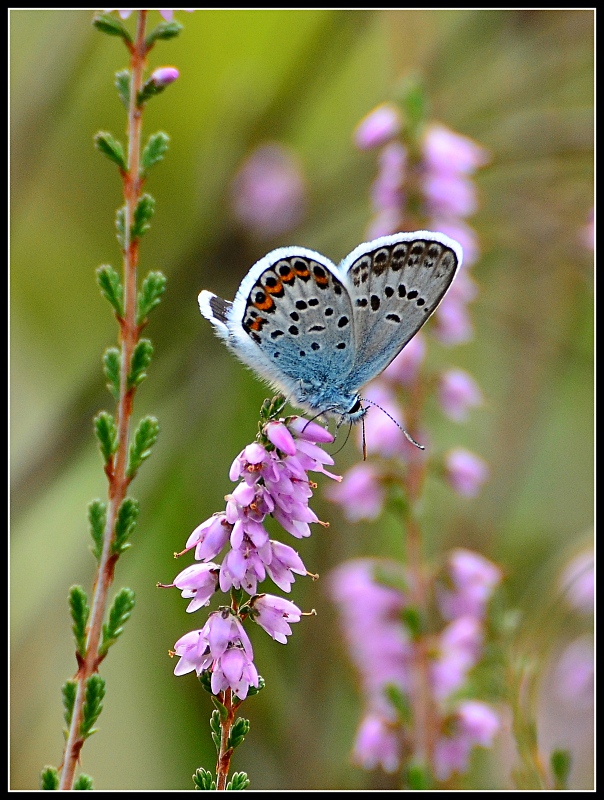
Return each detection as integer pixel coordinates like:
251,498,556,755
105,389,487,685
328,84,499,788
164,396,339,790
43,9,187,790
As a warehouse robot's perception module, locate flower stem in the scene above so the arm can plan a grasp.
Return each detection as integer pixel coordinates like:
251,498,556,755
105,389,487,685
216,690,237,790
58,11,148,789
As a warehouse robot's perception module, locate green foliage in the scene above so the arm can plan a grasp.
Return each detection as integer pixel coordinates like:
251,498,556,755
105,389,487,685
226,772,251,791
115,69,130,109
210,709,222,751
401,606,423,639
94,131,127,172
94,412,118,464
115,206,126,249
112,497,140,555
405,761,432,790
141,132,170,175
131,194,155,239
259,394,287,423
96,265,124,318
137,77,167,106
192,767,217,790
145,20,183,50
228,717,250,750
127,416,160,477
551,749,572,790
199,670,213,695
73,774,94,790
61,680,77,728
91,12,133,45
88,500,106,562
127,339,154,390
136,271,167,324
79,674,106,739
245,675,266,697
40,766,60,790
69,586,90,658
103,347,121,400
385,684,412,726
99,588,136,658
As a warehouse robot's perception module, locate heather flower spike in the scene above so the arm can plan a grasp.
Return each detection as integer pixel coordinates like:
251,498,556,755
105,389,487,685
169,394,337,789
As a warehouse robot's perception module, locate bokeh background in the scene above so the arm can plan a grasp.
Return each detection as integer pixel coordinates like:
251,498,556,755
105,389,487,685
10,9,593,790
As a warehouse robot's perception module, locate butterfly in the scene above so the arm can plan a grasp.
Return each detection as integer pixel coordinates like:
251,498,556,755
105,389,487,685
198,231,462,425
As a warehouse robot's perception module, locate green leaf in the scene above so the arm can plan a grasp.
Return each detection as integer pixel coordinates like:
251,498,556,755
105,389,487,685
69,586,90,658
115,69,130,109
96,265,124,318
61,680,77,728
192,767,217,790
228,717,250,750
136,271,167,324
80,674,106,739
141,132,170,175
401,606,423,639
226,772,251,791
384,683,412,726
127,339,153,390
145,20,183,49
551,749,572,789
245,675,265,697
94,412,118,465
131,194,155,239
210,708,222,751
115,206,126,249
127,416,160,478
94,131,127,171
199,670,213,694
112,498,139,555
103,347,121,400
40,766,60,790
99,588,136,657
88,500,106,562
73,774,94,790
92,12,133,44
405,761,432,790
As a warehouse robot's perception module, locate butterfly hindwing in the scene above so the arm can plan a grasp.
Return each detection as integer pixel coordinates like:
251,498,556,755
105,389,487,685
339,231,462,389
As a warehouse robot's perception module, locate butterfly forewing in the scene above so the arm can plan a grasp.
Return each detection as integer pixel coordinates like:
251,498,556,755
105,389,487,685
239,253,355,386
341,234,460,387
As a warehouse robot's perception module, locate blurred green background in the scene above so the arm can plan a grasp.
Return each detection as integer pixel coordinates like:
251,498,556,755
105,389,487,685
10,9,593,790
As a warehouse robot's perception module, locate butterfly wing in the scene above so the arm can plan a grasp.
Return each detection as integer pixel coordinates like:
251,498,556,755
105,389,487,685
338,231,462,390
199,246,356,410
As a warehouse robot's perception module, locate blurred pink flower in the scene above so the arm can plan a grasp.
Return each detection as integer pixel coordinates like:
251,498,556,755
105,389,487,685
230,142,306,238
354,103,402,150
326,461,385,522
560,548,594,614
438,368,483,422
445,448,489,498
423,124,489,176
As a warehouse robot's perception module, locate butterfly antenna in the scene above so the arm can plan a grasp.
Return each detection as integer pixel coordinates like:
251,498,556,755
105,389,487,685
359,397,425,450
362,415,367,461
331,421,353,456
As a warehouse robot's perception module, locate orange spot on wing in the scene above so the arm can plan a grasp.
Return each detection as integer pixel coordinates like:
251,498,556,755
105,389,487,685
253,295,275,312
265,279,284,295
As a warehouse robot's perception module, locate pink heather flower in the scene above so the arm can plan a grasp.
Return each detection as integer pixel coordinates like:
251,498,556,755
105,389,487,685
438,549,502,621
354,103,402,150
352,713,401,773
438,368,483,422
173,609,253,677
445,448,489,498
230,142,306,238
219,541,267,595
553,635,594,711
559,548,594,614
287,415,334,443
265,420,297,456
264,539,307,592
150,66,179,87
186,513,231,561
430,616,483,701
356,383,407,458
371,141,407,211
423,172,478,219
434,294,474,345
382,332,426,386
210,646,259,700
229,441,270,483
251,594,302,643
325,461,385,522
422,124,489,176
433,701,499,781
172,562,219,612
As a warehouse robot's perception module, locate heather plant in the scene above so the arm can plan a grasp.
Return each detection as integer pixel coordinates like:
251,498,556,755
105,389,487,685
39,9,181,790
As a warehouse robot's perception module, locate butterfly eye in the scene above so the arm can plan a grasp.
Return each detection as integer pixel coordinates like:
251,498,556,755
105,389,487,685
348,398,362,415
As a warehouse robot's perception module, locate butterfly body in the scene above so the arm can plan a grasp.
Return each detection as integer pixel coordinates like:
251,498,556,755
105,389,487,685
199,231,462,424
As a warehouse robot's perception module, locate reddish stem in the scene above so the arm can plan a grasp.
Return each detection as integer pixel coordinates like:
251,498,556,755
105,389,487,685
58,11,148,789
